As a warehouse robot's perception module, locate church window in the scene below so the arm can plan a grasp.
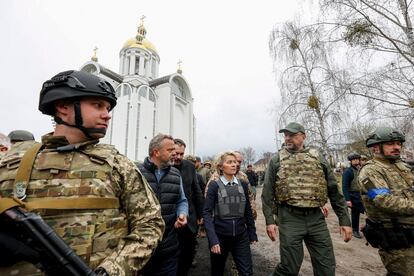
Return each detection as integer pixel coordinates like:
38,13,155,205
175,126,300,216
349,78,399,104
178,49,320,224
149,91,155,102
123,85,131,96
82,64,97,74
139,87,147,99
135,56,140,75
172,80,185,99
115,86,122,98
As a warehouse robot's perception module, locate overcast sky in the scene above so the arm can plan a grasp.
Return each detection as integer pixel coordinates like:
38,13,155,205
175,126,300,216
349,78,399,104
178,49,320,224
0,0,305,158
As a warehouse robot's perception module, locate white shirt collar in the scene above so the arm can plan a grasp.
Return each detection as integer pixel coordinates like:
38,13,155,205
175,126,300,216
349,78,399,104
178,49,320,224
220,175,239,186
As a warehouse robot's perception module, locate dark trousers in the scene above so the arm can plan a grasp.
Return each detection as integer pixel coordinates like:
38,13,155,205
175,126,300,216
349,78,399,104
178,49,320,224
140,250,178,276
274,205,335,276
177,226,197,276
351,207,361,232
210,230,253,276
349,192,364,232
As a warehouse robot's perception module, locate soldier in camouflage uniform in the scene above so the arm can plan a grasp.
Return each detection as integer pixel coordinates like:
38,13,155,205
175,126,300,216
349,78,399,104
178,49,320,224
0,70,164,276
358,127,414,275
262,122,352,276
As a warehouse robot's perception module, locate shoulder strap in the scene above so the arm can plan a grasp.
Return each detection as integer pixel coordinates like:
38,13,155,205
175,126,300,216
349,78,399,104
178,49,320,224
13,142,42,199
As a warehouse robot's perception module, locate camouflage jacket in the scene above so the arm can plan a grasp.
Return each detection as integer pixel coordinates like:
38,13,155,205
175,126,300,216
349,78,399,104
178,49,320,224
0,134,164,276
206,170,257,220
261,148,350,227
358,156,414,226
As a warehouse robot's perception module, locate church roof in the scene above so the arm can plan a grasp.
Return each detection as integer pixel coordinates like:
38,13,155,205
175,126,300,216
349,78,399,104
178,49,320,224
98,64,123,83
148,75,172,87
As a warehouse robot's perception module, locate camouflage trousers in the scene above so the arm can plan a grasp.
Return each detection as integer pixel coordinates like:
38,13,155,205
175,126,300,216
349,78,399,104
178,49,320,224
379,246,414,276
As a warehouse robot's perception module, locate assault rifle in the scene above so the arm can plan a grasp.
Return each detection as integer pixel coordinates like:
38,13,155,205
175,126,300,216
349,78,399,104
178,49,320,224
0,207,96,276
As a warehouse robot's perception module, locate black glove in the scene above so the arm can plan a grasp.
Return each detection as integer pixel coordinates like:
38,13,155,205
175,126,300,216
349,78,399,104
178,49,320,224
0,231,41,266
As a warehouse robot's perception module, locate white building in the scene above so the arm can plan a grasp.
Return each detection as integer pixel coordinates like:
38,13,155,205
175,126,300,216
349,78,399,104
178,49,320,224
79,19,195,161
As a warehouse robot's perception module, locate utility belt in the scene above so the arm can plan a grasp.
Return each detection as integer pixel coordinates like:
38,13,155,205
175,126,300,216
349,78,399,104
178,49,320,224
279,203,320,216
362,218,414,251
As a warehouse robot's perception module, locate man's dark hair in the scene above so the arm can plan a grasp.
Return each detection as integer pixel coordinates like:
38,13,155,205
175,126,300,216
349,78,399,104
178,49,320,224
174,138,186,148
149,134,174,156
195,156,201,162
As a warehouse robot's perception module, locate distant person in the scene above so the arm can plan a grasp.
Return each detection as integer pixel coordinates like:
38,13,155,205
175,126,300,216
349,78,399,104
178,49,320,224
173,139,204,276
8,130,35,144
246,164,258,200
137,134,189,276
195,156,211,185
203,151,257,276
358,127,414,275
342,152,364,238
0,133,10,158
262,122,351,276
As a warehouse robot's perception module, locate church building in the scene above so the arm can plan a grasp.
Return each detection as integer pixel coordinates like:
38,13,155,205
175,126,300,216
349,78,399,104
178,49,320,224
79,18,195,161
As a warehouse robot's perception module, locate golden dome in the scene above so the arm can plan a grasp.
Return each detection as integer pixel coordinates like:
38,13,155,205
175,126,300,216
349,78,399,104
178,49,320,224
122,38,158,54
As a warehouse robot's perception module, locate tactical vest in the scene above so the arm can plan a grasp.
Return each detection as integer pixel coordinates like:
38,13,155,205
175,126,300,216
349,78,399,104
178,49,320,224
349,166,360,192
0,141,128,273
360,159,414,226
215,178,246,219
275,148,328,208
138,158,181,255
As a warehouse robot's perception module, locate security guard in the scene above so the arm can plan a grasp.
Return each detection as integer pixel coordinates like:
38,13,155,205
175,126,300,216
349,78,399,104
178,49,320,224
262,122,352,276
0,70,164,276
358,127,414,275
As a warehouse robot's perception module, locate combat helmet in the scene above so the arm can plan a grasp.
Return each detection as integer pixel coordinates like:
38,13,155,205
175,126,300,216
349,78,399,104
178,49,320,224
39,70,117,115
347,152,361,161
38,70,117,139
366,127,405,147
8,130,35,142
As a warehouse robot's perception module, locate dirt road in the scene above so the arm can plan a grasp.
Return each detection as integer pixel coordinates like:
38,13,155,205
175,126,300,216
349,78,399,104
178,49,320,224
189,187,386,276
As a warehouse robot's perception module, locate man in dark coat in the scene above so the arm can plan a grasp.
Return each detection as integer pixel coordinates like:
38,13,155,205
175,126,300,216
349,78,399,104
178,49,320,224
173,138,204,275
342,152,365,238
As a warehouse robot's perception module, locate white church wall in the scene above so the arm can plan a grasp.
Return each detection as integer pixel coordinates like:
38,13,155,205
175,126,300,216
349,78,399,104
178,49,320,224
154,84,172,135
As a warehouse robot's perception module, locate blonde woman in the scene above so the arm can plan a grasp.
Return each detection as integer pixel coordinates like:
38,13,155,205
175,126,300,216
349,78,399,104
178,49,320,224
202,151,257,276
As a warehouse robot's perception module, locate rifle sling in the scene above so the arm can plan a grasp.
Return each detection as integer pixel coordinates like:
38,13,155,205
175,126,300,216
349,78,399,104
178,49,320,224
0,197,120,213
13,142,42,199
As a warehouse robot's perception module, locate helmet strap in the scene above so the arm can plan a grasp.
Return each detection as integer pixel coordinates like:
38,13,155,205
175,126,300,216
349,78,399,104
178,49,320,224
54,101,106,140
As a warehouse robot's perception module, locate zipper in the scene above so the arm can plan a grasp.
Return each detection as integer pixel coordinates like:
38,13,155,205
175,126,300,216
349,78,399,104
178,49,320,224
233,219,235,236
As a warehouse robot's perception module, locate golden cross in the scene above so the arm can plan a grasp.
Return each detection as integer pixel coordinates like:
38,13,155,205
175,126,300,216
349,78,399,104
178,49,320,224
177,59,182,68
93,46,98,56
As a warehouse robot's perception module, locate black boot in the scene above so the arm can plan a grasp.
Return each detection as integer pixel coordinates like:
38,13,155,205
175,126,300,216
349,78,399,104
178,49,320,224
353,230,362,239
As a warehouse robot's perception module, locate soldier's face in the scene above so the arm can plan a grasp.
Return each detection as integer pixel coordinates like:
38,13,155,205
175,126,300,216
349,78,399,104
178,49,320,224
283,131,305,151
156,138,176,167
174,144,185,165
377,141,402,159
80,98,112,139
58,97,112,140
220,155,238,177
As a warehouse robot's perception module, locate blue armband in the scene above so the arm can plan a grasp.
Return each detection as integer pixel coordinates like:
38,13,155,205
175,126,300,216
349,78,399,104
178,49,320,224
367,188,391,200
